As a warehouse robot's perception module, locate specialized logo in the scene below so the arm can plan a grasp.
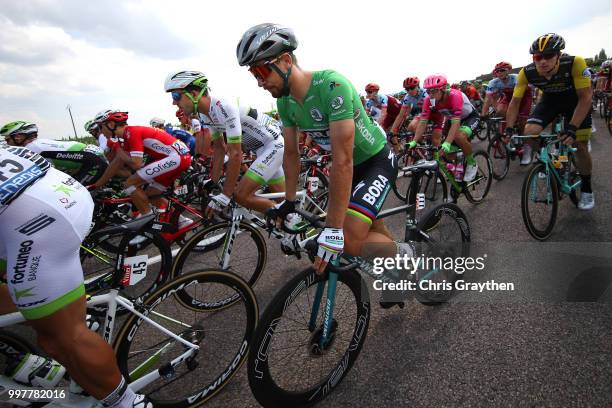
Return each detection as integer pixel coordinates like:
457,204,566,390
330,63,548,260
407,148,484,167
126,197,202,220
53,184,74,196
11,240,34,285
352,180,366,196
145,160,177,176
310,108,324,122
16,213,56,236
55,152,84,160
330,96,344,110
329,81,341,91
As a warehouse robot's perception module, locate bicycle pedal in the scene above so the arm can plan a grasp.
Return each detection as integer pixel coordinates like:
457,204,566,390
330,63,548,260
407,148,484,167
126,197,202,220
379,301,405,309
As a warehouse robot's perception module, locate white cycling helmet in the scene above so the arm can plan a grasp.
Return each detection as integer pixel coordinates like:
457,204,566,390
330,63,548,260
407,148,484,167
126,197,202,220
602,59,612,69
149,117,165,127
164,70,208,92
1,121,39,138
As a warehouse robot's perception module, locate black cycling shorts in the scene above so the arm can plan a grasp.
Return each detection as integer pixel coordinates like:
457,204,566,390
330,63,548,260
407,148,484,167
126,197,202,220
442,111,480,140
348,144,397,225
527,93,592,141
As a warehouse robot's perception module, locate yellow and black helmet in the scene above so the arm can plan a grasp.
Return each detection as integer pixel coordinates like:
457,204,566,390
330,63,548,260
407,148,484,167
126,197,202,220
529,33,565,54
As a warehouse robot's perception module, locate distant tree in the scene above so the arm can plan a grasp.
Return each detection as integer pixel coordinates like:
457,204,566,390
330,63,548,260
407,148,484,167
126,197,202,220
598,48,607,61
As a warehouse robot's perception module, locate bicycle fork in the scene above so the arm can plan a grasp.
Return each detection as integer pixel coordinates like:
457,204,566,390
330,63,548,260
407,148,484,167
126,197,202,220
308,268,339,352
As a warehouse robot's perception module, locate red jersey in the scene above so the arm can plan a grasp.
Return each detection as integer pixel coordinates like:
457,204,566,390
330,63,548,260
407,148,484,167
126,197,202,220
122,126,189,160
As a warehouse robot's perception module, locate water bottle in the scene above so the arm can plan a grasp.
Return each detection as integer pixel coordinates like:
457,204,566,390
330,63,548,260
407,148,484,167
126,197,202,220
6,353,66,389
454,152,465,181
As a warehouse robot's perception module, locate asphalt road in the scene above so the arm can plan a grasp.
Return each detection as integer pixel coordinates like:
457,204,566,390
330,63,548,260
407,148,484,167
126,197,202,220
207,114,612,407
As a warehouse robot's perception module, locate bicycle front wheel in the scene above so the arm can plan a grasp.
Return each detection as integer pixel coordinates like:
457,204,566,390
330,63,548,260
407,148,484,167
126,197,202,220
487,136,510,180
248,267,370,407
464,150,493,203
114,269,258,408
521,163,558,240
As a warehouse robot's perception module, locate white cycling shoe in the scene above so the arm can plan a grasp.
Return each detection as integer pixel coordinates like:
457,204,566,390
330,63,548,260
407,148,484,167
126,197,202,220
578,192,594,210
520,144,532,165
463,164,478,182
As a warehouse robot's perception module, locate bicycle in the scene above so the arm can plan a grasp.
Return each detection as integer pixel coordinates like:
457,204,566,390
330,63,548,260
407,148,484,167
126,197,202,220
247,159,471,407
171,188,326,303
514,125,582,240
1,232,258,407
486,117,527,180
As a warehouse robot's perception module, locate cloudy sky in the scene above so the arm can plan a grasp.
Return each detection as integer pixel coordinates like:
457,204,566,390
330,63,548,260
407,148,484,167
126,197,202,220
1,0,611,139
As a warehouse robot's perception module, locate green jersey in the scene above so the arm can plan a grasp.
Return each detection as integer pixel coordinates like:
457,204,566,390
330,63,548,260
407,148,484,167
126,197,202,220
277,70,386,165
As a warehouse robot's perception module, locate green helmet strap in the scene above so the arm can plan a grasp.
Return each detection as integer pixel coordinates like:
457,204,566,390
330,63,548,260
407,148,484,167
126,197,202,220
185,86,207,114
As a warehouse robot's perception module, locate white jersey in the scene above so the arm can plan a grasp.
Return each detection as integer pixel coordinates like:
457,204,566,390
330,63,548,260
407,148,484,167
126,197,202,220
198,96,282,153
0,145,51,209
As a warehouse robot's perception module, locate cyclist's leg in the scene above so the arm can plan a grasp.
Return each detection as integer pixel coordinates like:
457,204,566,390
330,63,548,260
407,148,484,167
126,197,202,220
0,169,125,400
571,110,593,195
345,145,397,256
235,141,284,213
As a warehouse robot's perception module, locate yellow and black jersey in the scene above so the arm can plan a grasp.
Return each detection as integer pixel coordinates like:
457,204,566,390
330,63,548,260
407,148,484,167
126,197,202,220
513,55,591,98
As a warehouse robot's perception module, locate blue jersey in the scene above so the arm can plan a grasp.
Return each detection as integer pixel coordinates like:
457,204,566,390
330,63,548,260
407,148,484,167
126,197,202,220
401,88,427,115
486,75,518,98
165,127,196,156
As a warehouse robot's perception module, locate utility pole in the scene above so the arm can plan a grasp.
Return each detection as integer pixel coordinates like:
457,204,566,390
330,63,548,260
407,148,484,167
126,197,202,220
66,105,78,139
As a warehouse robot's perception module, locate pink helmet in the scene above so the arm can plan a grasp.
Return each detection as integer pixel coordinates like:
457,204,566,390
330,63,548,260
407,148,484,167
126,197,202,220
423,74,448,90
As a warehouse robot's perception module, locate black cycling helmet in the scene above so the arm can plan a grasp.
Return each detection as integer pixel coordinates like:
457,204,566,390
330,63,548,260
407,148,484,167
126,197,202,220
236,23,298,66
529,33,565,54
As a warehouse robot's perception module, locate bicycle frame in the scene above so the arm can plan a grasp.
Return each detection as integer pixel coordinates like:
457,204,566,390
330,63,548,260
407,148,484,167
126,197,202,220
0,287,199,405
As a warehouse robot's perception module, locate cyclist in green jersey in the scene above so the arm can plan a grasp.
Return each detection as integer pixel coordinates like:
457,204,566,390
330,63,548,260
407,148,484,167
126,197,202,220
237,23,406,277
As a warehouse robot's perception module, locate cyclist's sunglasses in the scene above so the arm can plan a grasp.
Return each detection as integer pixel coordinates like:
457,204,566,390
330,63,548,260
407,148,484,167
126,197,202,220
405,86,417,91
248,56,282,81
171,91,182,102
533,52,558,62
427,88,442,95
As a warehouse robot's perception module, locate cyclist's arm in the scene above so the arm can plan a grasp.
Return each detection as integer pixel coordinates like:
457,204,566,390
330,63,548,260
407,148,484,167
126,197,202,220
94,148,139,187
378,105,388,125
327,119,354,229
481,92,495,116
571,86,593,128
210,133,225,183
506,69,528,129
222,137,242,198
390,105,410,134
570,57,593,128
282,126,300,201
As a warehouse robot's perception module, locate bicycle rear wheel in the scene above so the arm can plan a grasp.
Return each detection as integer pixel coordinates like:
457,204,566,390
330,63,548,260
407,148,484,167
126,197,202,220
413,203,471,305
521,163,558,240
464,150,492,203
487,136,510,180
248,267,370,407
114,269,258,408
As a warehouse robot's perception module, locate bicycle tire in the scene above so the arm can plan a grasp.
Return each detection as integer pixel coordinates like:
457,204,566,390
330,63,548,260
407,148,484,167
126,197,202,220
521,163,558,240
404,169,448,207
476,121,488,141
413,203,471,305
248,266,370,407
113,269,258,408
171,221,267,310
0,330,42,372
464,150,493,203
392,150,418,201
487,136,510,180
83,231,172,317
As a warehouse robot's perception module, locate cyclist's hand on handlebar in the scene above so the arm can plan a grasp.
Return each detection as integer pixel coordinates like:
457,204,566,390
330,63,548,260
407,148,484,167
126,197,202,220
441,141,452,154
407,140,417,150
313,227,344,275
559,124,577,146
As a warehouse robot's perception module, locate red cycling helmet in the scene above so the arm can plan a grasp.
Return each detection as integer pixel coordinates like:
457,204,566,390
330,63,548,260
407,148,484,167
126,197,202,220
493,61,512,75
365,83,380,92
403,77,420,89
93,109,129,124
423,74,448,90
